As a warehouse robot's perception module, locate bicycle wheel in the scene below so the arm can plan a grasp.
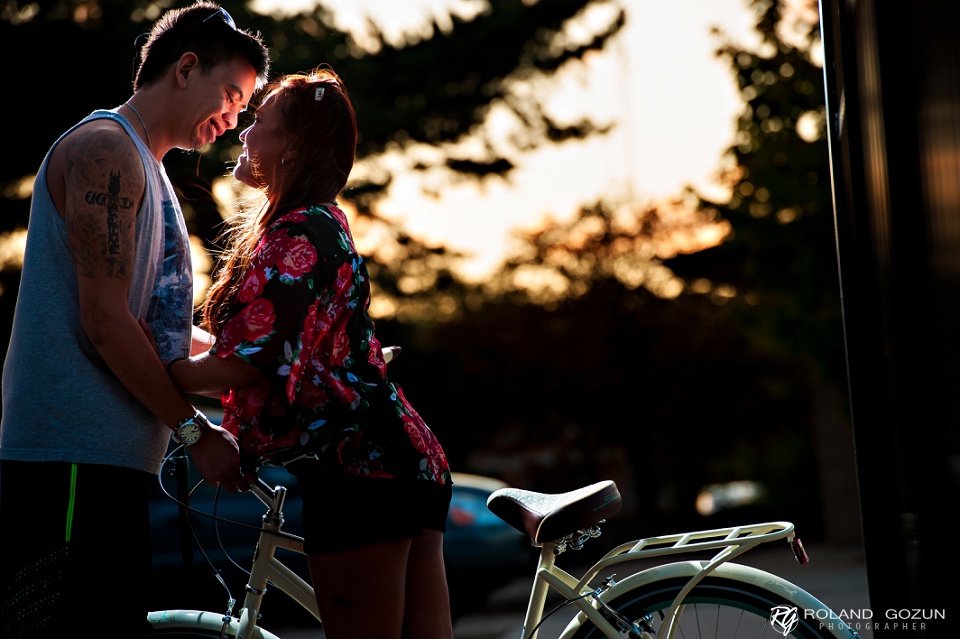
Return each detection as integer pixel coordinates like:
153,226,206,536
568,575,852,639
147,623,286,639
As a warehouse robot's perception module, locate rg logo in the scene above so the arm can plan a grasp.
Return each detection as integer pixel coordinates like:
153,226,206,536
770,604,799,636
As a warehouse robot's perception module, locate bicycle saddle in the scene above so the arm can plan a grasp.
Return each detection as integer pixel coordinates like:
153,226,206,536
486,480,622,544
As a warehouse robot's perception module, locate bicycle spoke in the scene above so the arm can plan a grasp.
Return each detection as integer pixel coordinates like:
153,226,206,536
736,606,746,636
669,603,809,639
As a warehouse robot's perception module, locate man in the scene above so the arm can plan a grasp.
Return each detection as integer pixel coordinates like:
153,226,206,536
0,3,269,636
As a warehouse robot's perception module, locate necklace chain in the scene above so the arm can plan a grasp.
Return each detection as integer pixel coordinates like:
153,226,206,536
125,102,152,149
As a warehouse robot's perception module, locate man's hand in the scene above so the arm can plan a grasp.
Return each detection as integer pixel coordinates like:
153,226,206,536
187,424,250,493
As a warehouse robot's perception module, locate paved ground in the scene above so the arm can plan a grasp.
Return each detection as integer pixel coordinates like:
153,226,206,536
267,541,873,639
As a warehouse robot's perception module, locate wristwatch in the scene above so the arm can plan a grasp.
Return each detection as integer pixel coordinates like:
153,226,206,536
174,412,211,446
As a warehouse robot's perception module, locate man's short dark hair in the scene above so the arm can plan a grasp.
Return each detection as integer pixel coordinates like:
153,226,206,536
134,1,270,92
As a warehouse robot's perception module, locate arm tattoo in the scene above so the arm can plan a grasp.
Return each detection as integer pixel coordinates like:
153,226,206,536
105,171,122,255
65,127,143,279
85,172,135,257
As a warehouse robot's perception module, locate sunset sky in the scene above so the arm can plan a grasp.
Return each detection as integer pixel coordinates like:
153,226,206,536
252,0,764,280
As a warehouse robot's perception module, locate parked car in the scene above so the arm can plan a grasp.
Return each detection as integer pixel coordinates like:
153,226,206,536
147,452,533,622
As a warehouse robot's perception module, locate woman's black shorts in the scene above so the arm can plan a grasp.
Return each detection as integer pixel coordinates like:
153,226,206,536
287,461,453,554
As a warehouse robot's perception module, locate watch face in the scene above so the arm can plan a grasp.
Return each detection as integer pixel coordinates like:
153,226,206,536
177,419,203,445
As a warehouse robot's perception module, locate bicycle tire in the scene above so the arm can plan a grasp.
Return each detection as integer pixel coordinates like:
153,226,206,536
146,626,283,639
566,574,854,639
147,630,226,638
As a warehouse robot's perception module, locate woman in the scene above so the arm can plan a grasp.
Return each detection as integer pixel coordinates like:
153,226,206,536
163,67,454,639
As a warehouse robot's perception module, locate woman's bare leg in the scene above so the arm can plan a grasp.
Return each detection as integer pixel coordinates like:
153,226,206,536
307,538,412,639
402,529,454,639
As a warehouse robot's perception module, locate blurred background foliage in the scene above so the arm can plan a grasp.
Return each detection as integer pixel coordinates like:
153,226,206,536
0,0,853,540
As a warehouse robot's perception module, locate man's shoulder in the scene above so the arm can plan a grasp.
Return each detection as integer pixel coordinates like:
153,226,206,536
60,115,137,155
46,113,148,214
49,115,144,179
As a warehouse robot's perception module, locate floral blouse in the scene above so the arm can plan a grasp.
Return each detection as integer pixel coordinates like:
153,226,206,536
212,204,450,485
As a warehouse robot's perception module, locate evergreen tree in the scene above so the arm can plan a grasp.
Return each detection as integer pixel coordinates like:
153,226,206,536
0,0,624,350
403,0,842,535
664,0,843,388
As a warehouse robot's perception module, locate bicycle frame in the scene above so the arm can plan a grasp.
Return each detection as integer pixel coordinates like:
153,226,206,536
148,482,854,639
148,479,320,638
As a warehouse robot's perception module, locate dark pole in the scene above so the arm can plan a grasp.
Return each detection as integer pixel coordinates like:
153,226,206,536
820,0,960,633
173,451,195,582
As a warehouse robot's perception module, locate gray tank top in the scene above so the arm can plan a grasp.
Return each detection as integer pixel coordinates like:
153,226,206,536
0,110,193,474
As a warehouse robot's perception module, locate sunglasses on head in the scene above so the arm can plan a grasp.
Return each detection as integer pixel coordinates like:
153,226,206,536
201,6,237,30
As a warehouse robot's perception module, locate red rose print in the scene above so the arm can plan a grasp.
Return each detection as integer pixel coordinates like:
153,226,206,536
277,210,308,225
300,300,319,352
297,381,330,410
256,232,285,266
329,376,360,408
278,235,317,280
331,329,350,366
236,388,268,426
237,298,276,342
402,413,431,453
367,335,387,375
332,262,353,292
327,207,358,247
218,319,243,354
237,267,268,303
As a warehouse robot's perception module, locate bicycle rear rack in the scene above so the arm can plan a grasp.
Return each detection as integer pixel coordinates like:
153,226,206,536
576,520,798,589
564,521,803,638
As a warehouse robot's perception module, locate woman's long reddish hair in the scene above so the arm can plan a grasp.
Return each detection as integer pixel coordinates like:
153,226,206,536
202,66,358,336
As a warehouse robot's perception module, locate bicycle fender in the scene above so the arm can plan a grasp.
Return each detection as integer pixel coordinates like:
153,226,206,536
148,609,283,639
556,560,854,639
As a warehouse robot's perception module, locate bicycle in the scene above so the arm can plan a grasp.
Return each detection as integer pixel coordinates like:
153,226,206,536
146,469,863,638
